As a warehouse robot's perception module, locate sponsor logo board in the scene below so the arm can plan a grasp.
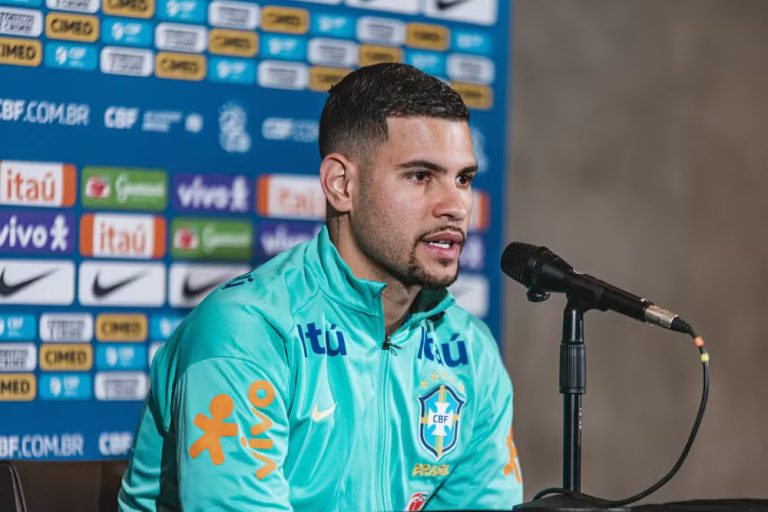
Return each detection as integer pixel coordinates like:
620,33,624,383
39,313,93,342
0,211,73,255
0,373,35,400
449,273,488,317
261,117,318,143
209,56,255,84
39,373,91,400
260,6,308,34
81,166,166,210
356,16,405,45
98,431,132,456
101,17,152,47
406,23,449,50
78,260,165,306
0,160,76,208
94,371,148,400
0,313,35,340
447,54,494,84
44,42,98,71
102,0,154,18
149,314,182,340
0,433,84,457
0,7,42,37
459,235,484,271
255,220,321,260
156,51,206,80
0,36,41,66
39,343,93,371
469,189,489,231
168,262,249,308
209,28,257,57
0,343,36,371
308,37,356,67
424,0,498,26
311,13,353,38
80,213,166,259
451,81,492,110
358,44,402,66
257,60,308,90
207,0,259,30
405,50,445,77
452,28,492,55
172,172,250,213
45,12,99,42
155,22,206,53
261,33,306,61
308,66,350,92
256,174,324,220
157,0,205,23
100,46,153,76
346,0,417,14
96,313,147,342
96,344,146,370
171,218,252,260
148,341,163,365
46,0,100,13
0,259,74,305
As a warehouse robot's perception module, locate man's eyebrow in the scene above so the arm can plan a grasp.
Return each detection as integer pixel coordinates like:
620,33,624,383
396,160,478,174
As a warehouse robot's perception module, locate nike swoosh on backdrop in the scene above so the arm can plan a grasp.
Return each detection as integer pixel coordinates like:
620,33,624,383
92,272,145,298
182,276,227,299
0,268,57,297
436,0,472,10
311,403,336,422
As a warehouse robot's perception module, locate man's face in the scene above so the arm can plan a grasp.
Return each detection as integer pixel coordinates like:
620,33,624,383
349,116,477,288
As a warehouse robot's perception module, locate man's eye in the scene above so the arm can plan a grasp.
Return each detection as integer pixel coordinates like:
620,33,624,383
457,174,475,185
409,171,430,182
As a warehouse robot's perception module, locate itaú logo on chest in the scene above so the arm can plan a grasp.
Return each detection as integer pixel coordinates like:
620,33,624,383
80,213,165,258
295,322,347,357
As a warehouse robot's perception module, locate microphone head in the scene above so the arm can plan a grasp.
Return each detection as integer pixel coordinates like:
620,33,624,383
500,242,572,292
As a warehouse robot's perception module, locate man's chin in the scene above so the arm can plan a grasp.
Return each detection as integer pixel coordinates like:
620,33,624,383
408,265,460,289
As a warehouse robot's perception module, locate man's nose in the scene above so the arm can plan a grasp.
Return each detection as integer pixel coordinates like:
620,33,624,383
433,181,470,222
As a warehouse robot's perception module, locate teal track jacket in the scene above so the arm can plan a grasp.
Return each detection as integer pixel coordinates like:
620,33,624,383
118,226,523,511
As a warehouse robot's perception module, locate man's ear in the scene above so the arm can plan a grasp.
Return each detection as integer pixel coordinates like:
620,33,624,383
319,153,358,214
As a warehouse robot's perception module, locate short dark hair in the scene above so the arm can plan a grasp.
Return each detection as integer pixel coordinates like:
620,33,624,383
319,63,469,166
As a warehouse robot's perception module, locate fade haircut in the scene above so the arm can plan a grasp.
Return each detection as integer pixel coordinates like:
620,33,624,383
319,63,469,168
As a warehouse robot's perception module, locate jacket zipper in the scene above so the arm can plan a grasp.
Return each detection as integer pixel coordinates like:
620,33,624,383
376,334,393,511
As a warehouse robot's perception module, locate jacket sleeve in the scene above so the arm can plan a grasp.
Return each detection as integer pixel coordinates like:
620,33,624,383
174,355,292,511
426,348,523,510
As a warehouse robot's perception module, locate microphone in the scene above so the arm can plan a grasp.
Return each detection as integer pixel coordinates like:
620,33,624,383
501,242,692,334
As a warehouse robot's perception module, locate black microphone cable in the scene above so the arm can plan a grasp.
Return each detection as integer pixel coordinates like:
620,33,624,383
532,325,710,508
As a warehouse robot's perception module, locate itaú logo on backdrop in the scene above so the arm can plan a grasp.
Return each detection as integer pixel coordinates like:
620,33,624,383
80,213,165,258
0,160,76,207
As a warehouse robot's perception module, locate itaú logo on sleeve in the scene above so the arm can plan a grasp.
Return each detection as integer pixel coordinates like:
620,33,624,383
256,174,324,220
0,160,76,207
80,213,165,258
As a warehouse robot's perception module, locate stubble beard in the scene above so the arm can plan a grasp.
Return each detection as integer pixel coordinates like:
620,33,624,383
351,197,461,290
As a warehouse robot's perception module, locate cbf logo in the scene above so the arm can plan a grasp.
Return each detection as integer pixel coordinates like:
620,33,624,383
296,322,347,357
418,384,465,461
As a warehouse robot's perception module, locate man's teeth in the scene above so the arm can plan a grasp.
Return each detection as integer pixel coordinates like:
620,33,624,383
428,241,452,248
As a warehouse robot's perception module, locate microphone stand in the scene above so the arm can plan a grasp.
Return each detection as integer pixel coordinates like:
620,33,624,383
514,299,628,511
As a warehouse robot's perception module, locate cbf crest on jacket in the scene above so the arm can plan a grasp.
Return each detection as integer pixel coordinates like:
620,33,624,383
118,226,523,511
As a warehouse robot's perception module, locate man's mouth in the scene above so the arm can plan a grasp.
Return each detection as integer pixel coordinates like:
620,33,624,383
420,230,465,256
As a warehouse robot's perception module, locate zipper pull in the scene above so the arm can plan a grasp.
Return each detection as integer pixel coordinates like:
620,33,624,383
382,336,402,355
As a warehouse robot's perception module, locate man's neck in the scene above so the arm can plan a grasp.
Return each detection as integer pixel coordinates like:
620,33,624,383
328,221,421,335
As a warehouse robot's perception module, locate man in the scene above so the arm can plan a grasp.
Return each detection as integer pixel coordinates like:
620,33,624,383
119,63,522,511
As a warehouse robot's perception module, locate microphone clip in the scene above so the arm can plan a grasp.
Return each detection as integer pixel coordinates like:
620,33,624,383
526,287,550,303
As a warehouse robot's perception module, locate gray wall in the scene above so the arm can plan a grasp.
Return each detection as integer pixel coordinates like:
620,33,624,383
506,0,768,504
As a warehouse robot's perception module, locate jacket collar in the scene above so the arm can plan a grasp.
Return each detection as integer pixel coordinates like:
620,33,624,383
307,225,455,321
